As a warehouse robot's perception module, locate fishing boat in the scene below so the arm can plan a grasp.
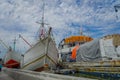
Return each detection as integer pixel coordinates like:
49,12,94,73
4,47,21,68
0,39,21,68
21,2,58,71
21,28,58,71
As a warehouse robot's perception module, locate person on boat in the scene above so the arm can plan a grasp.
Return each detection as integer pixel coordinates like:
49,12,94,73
70,44,79,62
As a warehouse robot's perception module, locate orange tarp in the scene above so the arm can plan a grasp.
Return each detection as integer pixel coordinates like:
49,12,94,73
71,45,79,59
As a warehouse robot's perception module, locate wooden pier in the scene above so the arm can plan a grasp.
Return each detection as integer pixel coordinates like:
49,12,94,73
63,61,120,79
1,67,95,80
0,71,14,80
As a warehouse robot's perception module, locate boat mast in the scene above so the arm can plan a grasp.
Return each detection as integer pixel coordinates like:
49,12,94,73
40,0,53,65
41,0,47,65
37,0,46,40
41,0,45,28
13,38,16,51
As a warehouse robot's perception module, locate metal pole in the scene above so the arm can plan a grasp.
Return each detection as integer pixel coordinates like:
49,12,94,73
19,34,32,48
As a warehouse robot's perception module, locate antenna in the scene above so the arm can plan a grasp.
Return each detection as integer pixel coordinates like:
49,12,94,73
80,24,83,35
0,39,9,50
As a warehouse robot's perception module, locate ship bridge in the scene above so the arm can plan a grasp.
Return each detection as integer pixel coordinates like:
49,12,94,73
58,35,93,50
64,36,93,44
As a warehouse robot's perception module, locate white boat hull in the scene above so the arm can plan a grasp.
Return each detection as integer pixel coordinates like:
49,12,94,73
21,37,58,70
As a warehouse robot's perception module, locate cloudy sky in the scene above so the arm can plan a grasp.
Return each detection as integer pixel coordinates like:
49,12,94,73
0,0,120,58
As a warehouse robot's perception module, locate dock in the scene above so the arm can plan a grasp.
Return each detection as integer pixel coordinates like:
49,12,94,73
0,71,14,80
63,61,120,79
1,67,95,80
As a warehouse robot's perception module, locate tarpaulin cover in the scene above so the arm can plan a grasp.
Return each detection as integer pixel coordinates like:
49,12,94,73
76,38,120,62
76,39,102,62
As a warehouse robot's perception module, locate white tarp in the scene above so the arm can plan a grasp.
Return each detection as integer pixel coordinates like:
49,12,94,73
76,39,120,62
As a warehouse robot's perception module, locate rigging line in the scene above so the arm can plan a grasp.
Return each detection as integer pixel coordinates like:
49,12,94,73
0,39,9,49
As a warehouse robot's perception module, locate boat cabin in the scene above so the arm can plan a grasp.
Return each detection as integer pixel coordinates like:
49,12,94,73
58,36,93,62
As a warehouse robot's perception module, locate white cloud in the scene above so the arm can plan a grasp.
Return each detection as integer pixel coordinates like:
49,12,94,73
0,0,120,58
